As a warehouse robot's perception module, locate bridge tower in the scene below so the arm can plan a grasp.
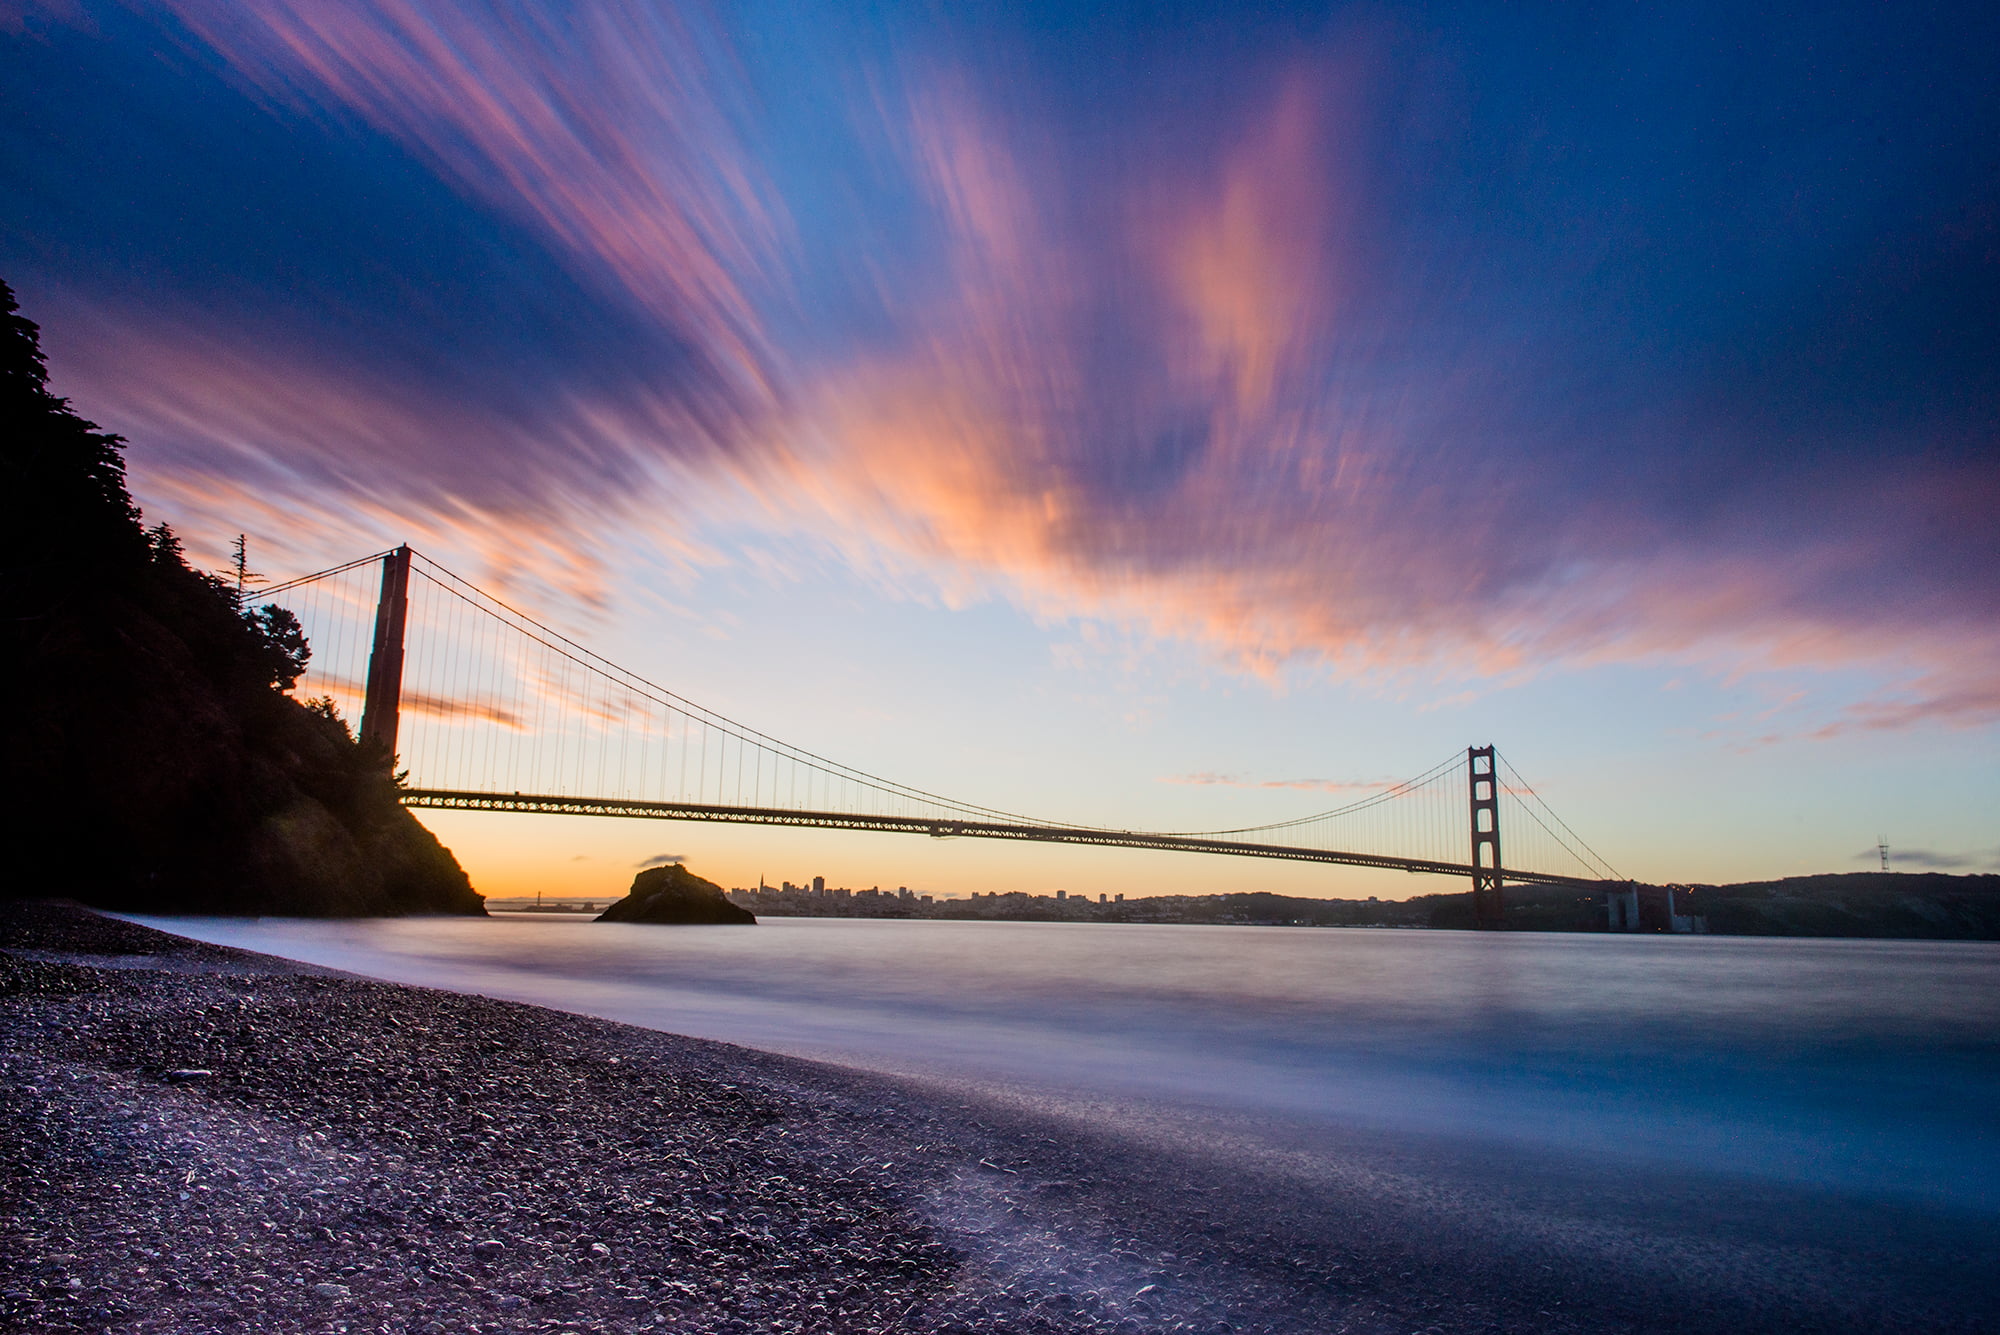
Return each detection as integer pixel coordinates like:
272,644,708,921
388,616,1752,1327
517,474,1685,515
1468,744,1504,928
359,545,412,759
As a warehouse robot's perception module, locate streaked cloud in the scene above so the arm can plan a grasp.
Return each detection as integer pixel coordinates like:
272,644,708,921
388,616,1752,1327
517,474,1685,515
7,0,782,599
164,0,781,379
6,0,1996,739
401,691,526,733
755,50,2000,730
1162,773,1397,794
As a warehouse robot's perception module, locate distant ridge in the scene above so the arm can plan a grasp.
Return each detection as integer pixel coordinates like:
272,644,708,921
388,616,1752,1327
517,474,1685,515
1670,872,2000,939
737,873,2000,939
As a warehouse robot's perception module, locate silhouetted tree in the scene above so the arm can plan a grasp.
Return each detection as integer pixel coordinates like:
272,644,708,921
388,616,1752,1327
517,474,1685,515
0,278,480,915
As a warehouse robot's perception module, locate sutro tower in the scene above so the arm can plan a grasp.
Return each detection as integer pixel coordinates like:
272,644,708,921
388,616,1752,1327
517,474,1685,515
1878,836,1889,872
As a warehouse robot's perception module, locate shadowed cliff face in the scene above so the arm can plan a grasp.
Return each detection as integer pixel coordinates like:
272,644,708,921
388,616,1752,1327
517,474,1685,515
0,280,482,917
597,865,754,925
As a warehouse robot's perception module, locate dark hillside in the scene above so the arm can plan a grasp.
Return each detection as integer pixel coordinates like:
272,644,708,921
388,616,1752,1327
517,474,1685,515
0,280,480,916
953,877,2000,939
1422,875,2000,938
1423,874,2000,938
1677,873,2000,939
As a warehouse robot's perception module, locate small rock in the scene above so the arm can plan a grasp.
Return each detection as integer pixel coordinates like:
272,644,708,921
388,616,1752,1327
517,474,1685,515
495,1294,525,1310
588,1242,612,1260
163,1069,213,1081
473,1239,505,1259
310,1282,350,1299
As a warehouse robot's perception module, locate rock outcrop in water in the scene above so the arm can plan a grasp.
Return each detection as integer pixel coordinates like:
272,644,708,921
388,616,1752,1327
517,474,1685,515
597,865,755,925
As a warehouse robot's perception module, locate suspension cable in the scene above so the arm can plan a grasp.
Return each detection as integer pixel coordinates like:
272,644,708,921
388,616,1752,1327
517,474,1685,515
1161,750,1463,837
258,547,1624,876
255,551,394,601
1496,752,1624,880
405,555,1098,830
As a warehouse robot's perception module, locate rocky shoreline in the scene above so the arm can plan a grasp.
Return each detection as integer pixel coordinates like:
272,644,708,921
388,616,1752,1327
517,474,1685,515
0,902,1408,1335
4,902,1994,1335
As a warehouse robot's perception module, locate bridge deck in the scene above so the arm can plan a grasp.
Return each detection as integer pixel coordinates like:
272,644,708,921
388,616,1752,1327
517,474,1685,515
400,789,1609,890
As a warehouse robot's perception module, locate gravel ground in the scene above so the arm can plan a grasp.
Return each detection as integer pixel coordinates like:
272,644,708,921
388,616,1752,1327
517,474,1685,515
3,901,1994,1335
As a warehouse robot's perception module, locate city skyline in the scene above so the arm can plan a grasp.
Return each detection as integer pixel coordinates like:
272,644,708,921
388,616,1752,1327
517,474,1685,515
4,0,1995,902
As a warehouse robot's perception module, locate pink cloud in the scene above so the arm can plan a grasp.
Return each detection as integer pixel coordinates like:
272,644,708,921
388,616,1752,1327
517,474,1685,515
17,6,1993,747
21,0,784,615
1811,679,2000,739
1161,773,1399,793
36,294,724,616
731,75,2000,738
161,0,781,389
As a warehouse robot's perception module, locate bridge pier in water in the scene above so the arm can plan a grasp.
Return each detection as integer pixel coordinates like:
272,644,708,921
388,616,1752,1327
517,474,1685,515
1468,745,1505,928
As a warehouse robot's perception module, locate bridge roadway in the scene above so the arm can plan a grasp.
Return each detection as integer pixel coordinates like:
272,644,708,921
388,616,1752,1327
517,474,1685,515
400,789,1608,890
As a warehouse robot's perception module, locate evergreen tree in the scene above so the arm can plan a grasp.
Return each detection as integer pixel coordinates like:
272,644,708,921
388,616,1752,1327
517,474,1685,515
0,279,481,915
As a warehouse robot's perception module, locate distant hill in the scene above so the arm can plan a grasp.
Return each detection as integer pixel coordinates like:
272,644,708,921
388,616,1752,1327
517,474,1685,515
862,873,2000,939
1674,872,2000,939
1398,873,2000,938
0,280,481,917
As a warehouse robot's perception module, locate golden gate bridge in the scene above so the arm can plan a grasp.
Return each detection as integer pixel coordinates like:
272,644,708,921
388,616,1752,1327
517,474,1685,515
262,548,1628,926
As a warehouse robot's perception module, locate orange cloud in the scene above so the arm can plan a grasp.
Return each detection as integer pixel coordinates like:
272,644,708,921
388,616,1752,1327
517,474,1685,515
401,690,527,732
39,294,728,621
1166,74,1335,417
21,6,1993,748
731,75,2000,739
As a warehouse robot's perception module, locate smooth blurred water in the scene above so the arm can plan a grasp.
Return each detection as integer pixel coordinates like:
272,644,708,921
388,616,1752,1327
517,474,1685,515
131,915,2000,1213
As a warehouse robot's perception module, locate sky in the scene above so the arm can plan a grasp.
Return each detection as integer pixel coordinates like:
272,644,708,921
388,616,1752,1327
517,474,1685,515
4,0,1996,901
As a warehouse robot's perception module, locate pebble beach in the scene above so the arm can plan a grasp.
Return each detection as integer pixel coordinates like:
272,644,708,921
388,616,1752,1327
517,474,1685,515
3,902,1994,1335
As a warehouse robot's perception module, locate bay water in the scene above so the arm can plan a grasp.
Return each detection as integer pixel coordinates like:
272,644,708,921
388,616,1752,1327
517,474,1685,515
132,915,2000,1216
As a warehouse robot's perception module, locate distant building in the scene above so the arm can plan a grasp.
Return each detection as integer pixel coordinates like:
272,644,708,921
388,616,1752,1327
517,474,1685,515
1099,893,1107,904
812,875,825,895
1055,890,1066,901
